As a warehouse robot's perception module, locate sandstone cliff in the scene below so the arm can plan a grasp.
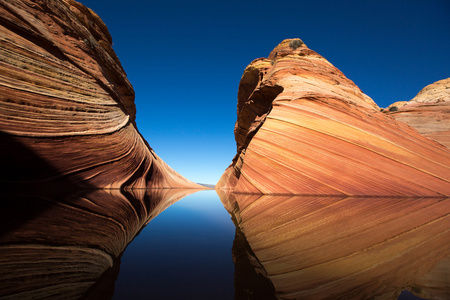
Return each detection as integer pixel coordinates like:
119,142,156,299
0,0,201,189
384,78,450,148
217,39,450,196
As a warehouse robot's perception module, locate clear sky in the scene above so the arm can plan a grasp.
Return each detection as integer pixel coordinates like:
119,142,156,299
80,0,450,184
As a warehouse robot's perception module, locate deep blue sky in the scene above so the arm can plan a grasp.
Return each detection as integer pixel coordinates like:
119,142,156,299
80,0,450,184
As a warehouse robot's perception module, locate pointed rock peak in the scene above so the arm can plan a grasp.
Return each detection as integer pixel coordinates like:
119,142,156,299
218,38,450,196
268,38,308,60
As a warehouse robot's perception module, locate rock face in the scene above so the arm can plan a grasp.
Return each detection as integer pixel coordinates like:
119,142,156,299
217,39,450,196
384,78,450,148
219,191,450,300
0,0,200,189
0,188,200,299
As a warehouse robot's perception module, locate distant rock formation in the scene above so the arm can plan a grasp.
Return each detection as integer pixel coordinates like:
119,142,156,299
0,0,201,189
218,191,450,300
384,78,450,148
217,39,450,196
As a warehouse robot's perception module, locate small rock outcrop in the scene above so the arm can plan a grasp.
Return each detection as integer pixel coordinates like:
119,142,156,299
384,78,450,148
217,39,450,196
0,0,201,189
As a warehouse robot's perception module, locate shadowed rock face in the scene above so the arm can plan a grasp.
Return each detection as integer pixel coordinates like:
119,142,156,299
217,39,450,196
0,188,200,299
218,191,450,300
385,78,450,149
0,0,201,189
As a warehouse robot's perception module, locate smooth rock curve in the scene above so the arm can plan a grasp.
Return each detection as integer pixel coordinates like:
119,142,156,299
0,0,201,189
217,39,450,196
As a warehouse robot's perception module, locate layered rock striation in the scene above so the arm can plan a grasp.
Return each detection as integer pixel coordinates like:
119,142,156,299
0,0,200,189
0,188,200,299
217,39,450,196
219,191,450,300
384,78,450,148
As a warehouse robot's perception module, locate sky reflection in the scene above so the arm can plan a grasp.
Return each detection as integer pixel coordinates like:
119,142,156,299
113,190,235,300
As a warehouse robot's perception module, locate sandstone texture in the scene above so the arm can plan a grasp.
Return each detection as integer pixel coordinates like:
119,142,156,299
0,188,200,298
0,0,200,189
384,78,450,148
219,191,450,300
217,39,450,196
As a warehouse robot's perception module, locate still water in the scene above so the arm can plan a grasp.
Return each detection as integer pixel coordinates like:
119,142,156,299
113,190,235,299
0,188,449,299
220,192,450,300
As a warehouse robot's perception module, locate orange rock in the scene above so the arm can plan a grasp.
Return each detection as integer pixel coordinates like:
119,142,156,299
219,191,450,300
217,39,450,196
0,0,201,189
385,78,450,148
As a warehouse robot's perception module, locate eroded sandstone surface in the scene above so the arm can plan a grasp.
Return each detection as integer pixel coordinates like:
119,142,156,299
384,78,450,148
217,39,450,196
0,0,201,189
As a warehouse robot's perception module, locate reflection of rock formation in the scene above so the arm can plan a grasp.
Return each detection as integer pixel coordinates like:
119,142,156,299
0,188,200,299
219,191,450,299
231,210,277,300
413,257,450,299
0,0,200,189
384,78,450,149
217,39,450,196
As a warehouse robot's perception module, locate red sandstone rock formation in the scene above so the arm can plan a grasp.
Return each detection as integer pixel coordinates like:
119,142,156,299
384,78,450,148
218,191,450,300
217,39,450,196
0,0,201,189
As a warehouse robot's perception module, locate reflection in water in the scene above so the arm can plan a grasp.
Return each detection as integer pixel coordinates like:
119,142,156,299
218,191,450,300
2,187,449,299
113,190,235,299
0,188,200,299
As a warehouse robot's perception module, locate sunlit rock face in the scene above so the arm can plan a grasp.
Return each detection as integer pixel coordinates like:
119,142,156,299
218,191,450,300
0,0,200,189
0,188,199,299
384,78,450,148
217,39,450,196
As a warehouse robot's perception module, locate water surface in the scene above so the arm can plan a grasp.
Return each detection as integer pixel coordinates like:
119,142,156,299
218,191,450,300
113,190,235,299
1,188,449,299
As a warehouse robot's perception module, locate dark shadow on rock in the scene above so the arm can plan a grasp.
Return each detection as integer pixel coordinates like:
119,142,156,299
0,130,94,190
0,130,95,236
